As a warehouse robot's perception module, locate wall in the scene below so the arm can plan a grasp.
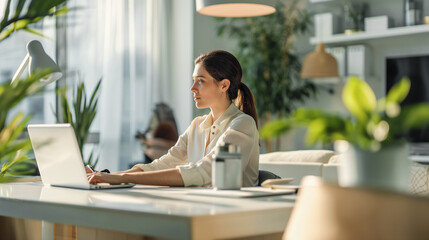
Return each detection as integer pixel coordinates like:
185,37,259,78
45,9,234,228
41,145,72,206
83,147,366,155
192,5,239,117
193,7,237,60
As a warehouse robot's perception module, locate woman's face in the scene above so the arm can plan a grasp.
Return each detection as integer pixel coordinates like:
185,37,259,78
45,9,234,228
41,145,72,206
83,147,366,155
191,63,226,109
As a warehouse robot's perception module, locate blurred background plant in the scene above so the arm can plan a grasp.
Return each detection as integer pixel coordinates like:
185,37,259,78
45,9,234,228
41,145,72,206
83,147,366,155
56,79,101,169
215,0,316,152
0,0,68,182
0,0,68,41
261,76,429,151
342,0,367,33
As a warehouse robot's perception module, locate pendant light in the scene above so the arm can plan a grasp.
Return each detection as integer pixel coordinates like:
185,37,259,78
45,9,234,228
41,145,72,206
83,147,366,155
301,43,338,78
196,0,276,18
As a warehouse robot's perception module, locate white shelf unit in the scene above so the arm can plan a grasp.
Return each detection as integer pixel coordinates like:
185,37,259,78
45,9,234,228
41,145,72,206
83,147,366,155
310,24,429,45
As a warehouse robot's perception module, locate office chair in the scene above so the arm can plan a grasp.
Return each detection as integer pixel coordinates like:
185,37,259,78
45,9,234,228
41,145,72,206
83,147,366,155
258,170,281,186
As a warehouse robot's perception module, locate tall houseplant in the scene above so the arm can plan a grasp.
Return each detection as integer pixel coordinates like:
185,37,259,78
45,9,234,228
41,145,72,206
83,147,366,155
261,76,429,192
0,0,68,182
57,79,101,168
215,0,315,151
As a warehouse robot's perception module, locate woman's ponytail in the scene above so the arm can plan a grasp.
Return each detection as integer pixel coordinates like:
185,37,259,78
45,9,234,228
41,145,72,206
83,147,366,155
237,82,258,128
195,50,258,127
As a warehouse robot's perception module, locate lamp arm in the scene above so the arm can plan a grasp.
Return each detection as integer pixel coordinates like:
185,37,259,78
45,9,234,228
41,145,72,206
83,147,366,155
11,53,30,84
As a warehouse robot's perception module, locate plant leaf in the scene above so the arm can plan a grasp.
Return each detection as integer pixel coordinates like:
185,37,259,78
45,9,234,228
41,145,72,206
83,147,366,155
0,0,12,29
386,77,411,104
23,27,50,39
293,108,325,124
260,119,291,139
56,79,102,167
390,103,429,135
343,76,376,122
306,119,327,145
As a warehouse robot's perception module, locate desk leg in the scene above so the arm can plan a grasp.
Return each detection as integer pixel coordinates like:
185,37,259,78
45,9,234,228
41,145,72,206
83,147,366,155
42,221,54,240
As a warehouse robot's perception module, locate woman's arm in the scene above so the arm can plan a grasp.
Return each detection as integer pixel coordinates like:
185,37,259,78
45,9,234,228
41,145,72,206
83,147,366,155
88,168,184,186
86,121,195,187
86,165,143,174
135,121,193,172
119,165,145,173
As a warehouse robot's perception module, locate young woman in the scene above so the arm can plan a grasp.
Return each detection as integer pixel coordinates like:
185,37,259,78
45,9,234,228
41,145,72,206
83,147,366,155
88,50,260,187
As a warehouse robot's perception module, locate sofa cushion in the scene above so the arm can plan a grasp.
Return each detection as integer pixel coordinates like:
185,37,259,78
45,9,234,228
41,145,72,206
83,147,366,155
260,150,336,164
327,154,341,164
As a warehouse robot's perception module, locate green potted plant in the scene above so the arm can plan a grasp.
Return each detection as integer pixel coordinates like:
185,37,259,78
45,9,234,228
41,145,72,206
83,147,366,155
342,0,367,34
215,0,315,151
0,71,54,181
57,79,101,169
0,0,68,182
261,76,429,192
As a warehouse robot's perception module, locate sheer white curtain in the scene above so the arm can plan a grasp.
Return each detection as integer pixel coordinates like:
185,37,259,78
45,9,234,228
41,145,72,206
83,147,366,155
67,0,172,171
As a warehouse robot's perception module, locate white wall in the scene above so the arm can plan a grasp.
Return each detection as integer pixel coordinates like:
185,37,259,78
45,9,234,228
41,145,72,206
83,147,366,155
191,4,241,117
192,6,237,59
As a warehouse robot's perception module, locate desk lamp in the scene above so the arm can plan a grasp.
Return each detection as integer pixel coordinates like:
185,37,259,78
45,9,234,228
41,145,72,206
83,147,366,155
11,40,62,86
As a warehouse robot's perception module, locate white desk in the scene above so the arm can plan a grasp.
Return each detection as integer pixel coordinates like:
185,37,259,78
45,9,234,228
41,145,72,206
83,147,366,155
0,182,295,239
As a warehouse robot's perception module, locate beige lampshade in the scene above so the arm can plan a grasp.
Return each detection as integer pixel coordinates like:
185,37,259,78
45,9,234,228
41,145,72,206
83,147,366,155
301,43,339,79
196,0,276,17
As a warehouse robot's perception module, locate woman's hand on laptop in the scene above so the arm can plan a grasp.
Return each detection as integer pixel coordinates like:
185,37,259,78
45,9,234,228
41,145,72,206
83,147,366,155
88,172,124,185
85,165,95,174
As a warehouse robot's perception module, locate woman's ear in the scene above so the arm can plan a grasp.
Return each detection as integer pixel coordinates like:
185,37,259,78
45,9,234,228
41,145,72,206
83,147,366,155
220,79,230,92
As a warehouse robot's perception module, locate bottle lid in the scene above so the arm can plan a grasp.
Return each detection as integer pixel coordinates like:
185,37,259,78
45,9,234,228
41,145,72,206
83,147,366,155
218,142,240,154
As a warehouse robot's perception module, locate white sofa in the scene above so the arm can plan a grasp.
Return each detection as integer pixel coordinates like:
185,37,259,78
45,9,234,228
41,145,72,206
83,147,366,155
259,150,340,185
259,150,429,195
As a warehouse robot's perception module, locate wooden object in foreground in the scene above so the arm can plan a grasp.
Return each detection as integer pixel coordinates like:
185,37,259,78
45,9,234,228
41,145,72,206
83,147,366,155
285,176,429,240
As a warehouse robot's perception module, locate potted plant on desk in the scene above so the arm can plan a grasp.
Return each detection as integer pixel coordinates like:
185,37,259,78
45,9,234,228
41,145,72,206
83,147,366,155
261,76,429,192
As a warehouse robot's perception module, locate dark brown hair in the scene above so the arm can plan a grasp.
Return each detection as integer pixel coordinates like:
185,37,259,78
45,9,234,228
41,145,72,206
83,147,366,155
195,50,258,127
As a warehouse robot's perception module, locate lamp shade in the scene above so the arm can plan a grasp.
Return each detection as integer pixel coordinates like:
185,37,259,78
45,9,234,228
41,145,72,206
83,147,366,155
11,40,62,86
301,43,338,79
27,40,62,86
196,0,276,17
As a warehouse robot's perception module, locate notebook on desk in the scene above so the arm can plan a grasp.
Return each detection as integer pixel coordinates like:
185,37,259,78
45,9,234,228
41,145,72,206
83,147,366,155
28,124,135,190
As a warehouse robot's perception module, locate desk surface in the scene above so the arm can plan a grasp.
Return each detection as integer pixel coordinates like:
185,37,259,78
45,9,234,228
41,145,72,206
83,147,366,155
0,182,295,239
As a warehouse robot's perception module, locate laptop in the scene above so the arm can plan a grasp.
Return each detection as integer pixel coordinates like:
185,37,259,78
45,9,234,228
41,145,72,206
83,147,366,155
28,124,135,190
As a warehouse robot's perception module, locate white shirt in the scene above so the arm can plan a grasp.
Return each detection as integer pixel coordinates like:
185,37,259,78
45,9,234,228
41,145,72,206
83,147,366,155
135,103,259,187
